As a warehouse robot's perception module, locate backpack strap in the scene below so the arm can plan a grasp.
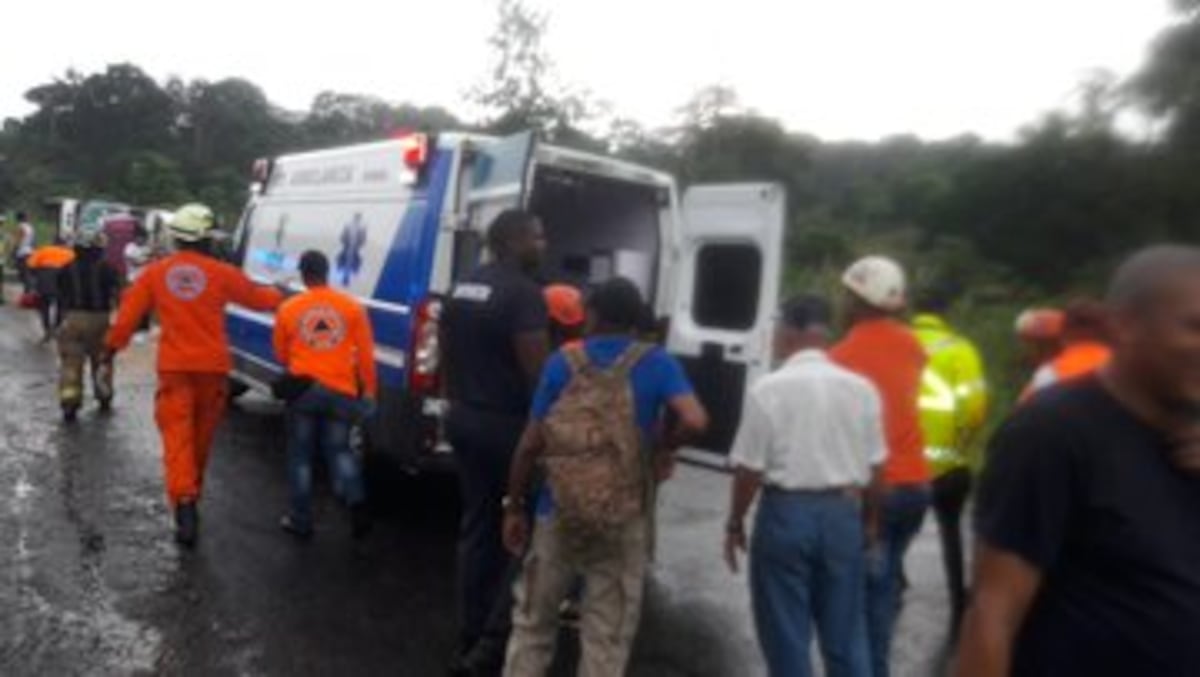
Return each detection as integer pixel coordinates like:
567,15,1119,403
563,345,592,375
610,342,653,378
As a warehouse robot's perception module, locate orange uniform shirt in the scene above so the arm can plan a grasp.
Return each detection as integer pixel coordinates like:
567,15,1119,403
272,286,378,399
107,250,284,373
27,245,76,269
1020,340,1111,403
831,318,931,485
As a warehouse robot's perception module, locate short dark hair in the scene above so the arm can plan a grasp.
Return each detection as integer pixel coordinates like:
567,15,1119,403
15,211,27,221
588,277,646,331
779,294,832,332
486,209,538,256
1108,244,1200,311
299,250,329,282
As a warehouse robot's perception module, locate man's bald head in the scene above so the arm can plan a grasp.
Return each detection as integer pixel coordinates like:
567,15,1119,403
1106,244,1200,416
1108,245,1200,313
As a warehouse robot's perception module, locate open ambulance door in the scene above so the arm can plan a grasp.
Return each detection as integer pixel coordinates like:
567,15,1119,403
450,130,537,280
668,183,785,466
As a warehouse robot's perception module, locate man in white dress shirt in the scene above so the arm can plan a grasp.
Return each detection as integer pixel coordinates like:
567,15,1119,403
724,294,886,677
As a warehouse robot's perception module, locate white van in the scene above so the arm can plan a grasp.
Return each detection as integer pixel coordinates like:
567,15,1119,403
226,131,784,468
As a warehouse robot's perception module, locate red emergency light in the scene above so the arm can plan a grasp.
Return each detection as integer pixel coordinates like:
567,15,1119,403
391,131,429,171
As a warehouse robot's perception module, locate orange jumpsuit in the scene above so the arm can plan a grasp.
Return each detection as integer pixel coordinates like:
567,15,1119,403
107,250,283,506
1019,340,1111,403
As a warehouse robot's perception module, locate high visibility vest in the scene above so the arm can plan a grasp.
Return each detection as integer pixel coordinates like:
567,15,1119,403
912,314,989,475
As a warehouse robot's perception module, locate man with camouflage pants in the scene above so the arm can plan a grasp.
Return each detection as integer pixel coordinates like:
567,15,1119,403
56,227,121,422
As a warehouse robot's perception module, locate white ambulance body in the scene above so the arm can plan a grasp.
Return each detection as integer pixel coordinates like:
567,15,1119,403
227,131,784,468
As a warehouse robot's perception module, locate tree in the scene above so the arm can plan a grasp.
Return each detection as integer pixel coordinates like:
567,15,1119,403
470,0,598,142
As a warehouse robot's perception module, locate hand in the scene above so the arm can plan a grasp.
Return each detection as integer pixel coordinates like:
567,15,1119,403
724,522,746,573
502,512,530,557
654,452,677,483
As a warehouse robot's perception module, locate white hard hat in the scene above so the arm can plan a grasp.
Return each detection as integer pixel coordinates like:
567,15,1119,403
842,256,907,311
170,203,215,243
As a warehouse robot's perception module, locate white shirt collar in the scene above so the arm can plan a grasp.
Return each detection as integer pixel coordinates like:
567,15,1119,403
783,349,828,367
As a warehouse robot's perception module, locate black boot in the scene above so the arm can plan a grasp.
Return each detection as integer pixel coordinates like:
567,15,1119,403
175,502,199,548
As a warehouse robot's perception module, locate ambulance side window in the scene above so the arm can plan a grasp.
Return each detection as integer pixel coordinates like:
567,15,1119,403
693,243,762,331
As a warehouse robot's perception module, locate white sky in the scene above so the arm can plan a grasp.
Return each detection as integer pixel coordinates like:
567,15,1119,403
0,0,1176,141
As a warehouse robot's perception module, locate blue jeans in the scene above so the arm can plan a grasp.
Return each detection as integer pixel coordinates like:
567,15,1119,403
866,484,931,677
750,490,871,677
286,384,369,531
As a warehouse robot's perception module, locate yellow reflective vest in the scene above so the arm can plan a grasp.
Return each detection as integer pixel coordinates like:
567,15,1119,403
912,314,989,475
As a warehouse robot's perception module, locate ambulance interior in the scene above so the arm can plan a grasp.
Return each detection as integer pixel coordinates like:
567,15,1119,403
527,166,665,307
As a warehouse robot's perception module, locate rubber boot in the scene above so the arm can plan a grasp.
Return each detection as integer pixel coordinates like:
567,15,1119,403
175,502,199,548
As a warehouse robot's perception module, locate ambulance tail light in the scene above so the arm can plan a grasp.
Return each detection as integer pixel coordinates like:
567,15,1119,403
392,131,429,172
409,297,442,396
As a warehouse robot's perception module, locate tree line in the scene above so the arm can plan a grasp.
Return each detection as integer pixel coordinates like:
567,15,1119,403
2,0,1200,301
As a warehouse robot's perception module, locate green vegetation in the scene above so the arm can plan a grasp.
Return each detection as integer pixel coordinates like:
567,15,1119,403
2,0,1199,424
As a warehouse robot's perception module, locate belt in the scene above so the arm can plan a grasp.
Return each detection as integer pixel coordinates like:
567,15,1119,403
763,484,862,499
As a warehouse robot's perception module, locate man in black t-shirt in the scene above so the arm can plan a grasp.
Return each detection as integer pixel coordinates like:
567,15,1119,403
442,209,550,675
955,245,1200,677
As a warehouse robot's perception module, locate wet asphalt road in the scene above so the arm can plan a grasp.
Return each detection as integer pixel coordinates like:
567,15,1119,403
0,300,956,677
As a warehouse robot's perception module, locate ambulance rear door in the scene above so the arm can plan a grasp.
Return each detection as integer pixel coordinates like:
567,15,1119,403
449,131,536,280
667,183,785,464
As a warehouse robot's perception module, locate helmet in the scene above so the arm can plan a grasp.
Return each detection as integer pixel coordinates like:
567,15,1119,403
841,256,907,312
170,203,215,242
544,284,585,327
1015,308,1065,340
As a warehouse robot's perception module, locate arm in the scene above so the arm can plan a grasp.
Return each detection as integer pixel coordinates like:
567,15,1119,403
105,274,153,353
501,421,547,556
724,392,767,572
356,305,378,399
226,265,285,311
861,384,889,543
272,305,291,369
513,330,550,389
953,544,1043,677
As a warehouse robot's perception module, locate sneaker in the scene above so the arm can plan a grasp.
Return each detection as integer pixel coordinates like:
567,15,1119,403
280,515,314,541
175,502,199,548
351,504,373,540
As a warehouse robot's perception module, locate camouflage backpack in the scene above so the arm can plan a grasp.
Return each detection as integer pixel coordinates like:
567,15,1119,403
542,343,653,545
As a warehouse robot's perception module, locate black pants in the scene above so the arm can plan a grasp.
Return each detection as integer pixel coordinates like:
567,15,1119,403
932,467,972,625
38,294,61,336
446,405,526,659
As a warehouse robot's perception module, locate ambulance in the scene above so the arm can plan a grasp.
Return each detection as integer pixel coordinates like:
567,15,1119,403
226,131,784,469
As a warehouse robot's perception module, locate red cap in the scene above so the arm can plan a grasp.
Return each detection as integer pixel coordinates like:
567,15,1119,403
544,284,585,328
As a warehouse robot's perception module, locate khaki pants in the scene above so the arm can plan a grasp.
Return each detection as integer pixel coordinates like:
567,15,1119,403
504,515,648,677
58,311,113,408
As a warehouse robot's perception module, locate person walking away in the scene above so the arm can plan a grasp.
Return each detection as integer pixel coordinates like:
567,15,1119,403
104,203,284,548
911,289,988,631
56,225,121,422
0,215,11,305
14,211,36,293
829,255,929,677
27,238,76,342
441,209,551,675
502,277,708,677
1020,298,1110,402
273,250,376,540
955,245,1200,677
724,294,883,677
544,283,586,348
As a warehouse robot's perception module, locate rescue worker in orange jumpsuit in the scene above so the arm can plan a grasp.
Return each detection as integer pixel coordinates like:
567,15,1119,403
27,238,76,342
1020,299,1110,402
105,204,284,547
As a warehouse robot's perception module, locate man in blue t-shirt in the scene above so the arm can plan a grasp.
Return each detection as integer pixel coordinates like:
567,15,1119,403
500,277,708,677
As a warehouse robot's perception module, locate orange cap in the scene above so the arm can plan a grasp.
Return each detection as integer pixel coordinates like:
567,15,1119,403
1015,308,1064,340
544,284,585,327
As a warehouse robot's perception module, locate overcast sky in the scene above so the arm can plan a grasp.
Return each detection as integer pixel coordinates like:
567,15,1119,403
0,0,1176,141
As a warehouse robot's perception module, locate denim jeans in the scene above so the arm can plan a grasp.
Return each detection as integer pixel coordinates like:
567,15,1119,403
286,383,368,532
446,404,526,655
750,490,871,677
866,484,931,677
